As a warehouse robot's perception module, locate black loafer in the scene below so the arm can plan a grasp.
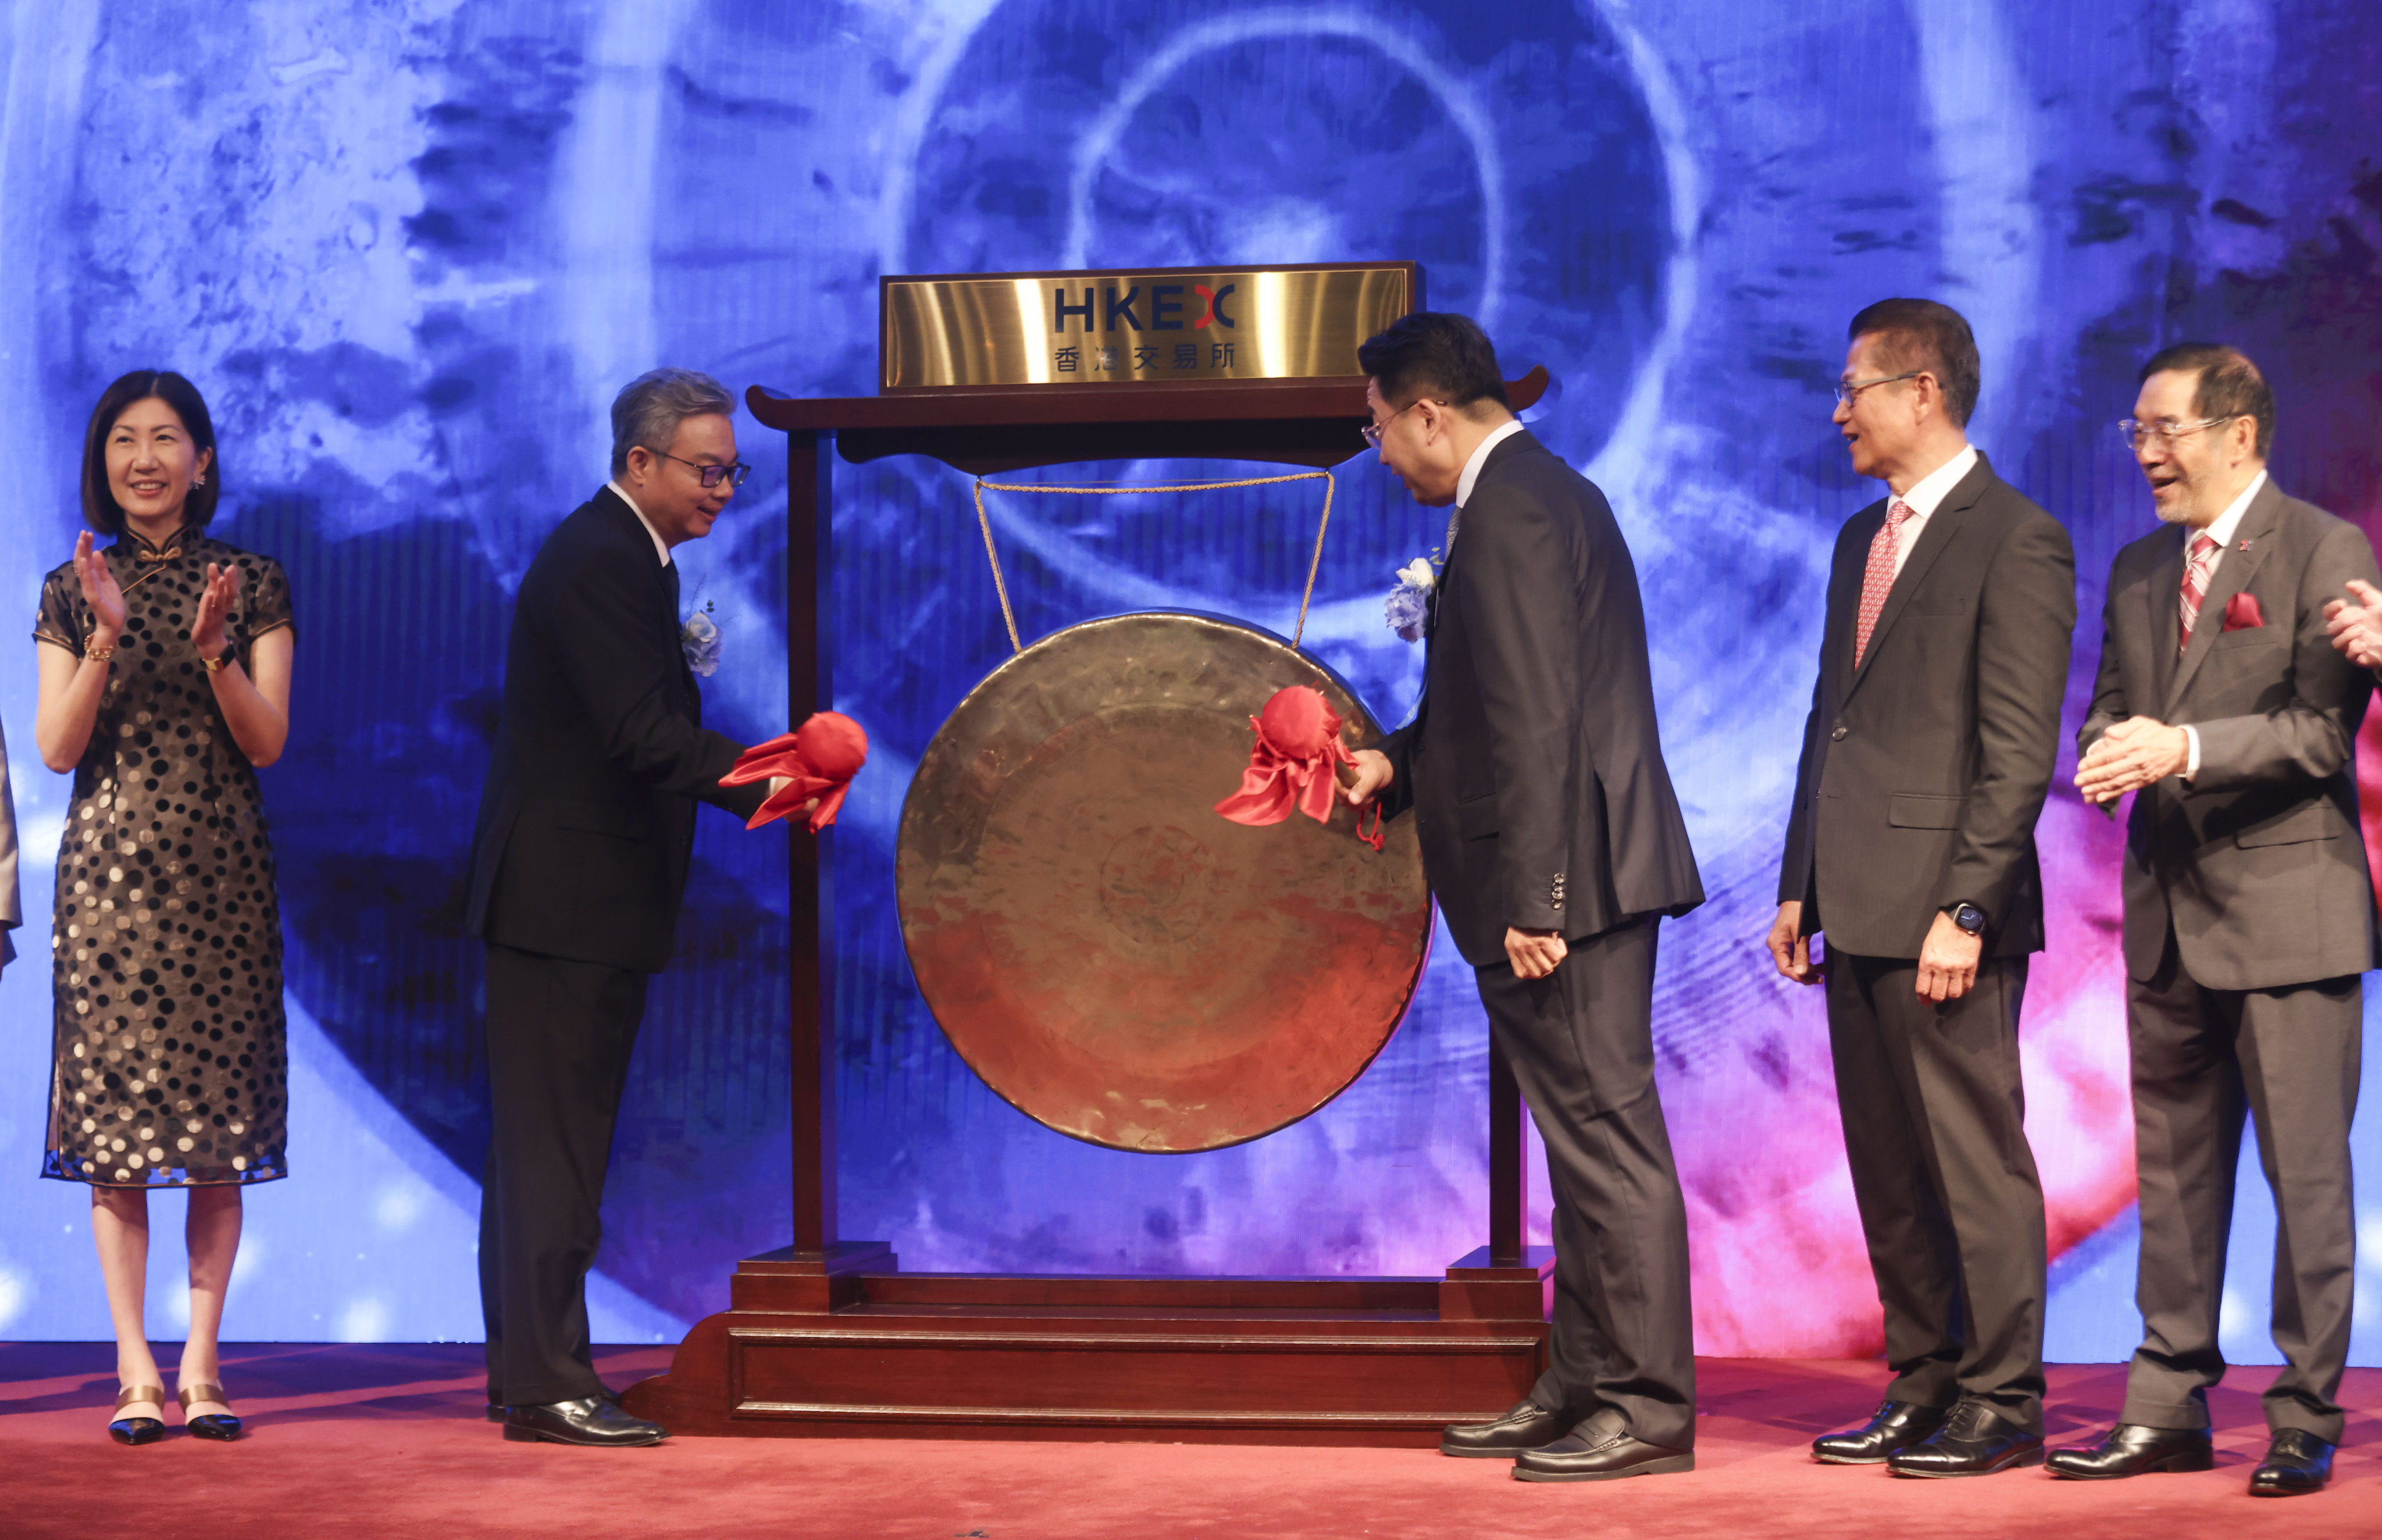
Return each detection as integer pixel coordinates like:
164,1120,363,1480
1886,1397,2043,1478
1441,1400,1569,1458
502,1396,667,1448
1513,1428,1695,1483
1813,1398,1949,1464
2249,1430,2335,1497
2046,1423,2213,1479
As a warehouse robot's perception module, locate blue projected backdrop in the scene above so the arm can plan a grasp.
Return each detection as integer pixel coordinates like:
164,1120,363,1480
0,0,2379,1364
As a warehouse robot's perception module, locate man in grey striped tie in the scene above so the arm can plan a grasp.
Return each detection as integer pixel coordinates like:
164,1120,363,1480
2060,344,2381,1497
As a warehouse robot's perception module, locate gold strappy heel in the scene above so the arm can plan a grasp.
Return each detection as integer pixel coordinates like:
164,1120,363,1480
110,1384,166,1445
179,1381,243,1442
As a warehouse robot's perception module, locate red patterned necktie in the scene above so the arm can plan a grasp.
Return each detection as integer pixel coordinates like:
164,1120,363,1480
2178,532,2219,653
1853,499,1913,666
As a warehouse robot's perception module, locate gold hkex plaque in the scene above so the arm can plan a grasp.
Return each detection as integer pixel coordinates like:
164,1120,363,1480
880,262,1420,391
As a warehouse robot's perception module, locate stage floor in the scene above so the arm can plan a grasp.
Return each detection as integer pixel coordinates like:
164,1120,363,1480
5,1344,2377,1537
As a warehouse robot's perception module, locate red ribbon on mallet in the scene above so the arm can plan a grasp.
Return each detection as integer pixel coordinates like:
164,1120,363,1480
1213,686,1383,851
723,711,869,832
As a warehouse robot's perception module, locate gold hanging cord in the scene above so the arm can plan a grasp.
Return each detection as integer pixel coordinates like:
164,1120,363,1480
972,470,1336,655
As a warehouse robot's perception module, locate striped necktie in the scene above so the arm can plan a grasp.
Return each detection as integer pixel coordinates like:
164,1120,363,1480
2178,532,2219,653
1853,500,1913,666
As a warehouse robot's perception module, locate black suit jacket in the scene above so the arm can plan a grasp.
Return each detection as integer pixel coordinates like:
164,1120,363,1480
465,487,764,972
1379,430,1703,966
2078,479,2380,990
1777,453,2075,960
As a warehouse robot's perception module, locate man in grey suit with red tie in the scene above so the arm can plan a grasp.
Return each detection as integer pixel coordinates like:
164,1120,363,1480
2051,344,2379,1498
1768,299,2076,1477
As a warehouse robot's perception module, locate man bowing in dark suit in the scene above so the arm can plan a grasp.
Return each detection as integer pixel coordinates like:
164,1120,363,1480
1769,299,2075,1477
1341,312,1706,1482
2051,344,2379,1498
465,368,769,1446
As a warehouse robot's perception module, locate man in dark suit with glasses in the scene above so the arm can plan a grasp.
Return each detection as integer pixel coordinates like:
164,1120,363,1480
1770,298,2074,1478
465,367,767,1447
1343,311,1706,1482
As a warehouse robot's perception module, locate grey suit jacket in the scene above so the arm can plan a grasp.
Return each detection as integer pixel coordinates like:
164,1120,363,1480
2078,479,2381,990
1378,430,1703,965
1778,454,2077,959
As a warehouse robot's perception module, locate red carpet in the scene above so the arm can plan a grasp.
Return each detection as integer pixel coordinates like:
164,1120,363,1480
5,1345,2377,1537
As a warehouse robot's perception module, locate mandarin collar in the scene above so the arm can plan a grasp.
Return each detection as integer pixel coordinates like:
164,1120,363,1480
119,522,198,559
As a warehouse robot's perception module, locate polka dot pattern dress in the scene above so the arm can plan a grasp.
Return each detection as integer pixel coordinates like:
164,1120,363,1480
35,524,293,1188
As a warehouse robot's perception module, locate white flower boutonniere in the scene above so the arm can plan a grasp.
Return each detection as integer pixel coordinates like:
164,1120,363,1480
681,603,722,677
1384,554,1440,643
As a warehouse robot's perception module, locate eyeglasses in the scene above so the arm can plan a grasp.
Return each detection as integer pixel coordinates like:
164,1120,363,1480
651,448,752,489
1360,397,1444,450
2115,416,2238,450
1832,371,1920,406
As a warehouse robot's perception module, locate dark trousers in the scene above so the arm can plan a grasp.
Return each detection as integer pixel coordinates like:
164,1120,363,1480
1474,917,1696,1451
2121,928,2360,1442
1826,951,2046,1432
479,941,651,1407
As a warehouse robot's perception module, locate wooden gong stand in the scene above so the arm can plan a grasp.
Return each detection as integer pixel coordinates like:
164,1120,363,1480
622,370,1559,1444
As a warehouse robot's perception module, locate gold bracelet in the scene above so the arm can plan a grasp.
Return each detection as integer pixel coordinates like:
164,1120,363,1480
85,643,116,664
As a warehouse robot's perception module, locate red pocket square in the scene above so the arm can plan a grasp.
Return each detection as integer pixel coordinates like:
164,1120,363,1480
2222,592,2265,630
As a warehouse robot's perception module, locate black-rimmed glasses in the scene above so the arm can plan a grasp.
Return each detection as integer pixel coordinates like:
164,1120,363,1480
652,449,753,489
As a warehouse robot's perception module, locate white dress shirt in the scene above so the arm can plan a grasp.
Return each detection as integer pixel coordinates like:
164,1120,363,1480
1884,443,1979,579
1454,418,1528,512
608,479,673,566
2180,469,2270,778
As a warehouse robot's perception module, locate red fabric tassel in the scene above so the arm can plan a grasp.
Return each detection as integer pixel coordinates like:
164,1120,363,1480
723,711,869,832
1215,686,1379,848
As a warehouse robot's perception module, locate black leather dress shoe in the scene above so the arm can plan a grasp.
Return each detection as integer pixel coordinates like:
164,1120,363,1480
2249,1429,2335,1497
1885,1398,2043,1478
486,1402,505,1423
502,1396,667,1447
1812,1399,1949,1464
1513,1429,1695,1482
1441,1401,1569,1458
2046,1423,2213,1479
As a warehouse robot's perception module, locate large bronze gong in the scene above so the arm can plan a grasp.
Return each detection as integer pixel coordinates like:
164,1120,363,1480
895,611,1432,1152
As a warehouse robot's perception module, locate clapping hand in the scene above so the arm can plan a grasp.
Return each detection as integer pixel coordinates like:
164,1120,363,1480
2324,579,2382,669
72,531,127,641
190,561,243,660
2074,715,2190,805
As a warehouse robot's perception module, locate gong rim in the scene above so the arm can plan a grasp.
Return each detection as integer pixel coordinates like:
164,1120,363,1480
894,610,1433,1153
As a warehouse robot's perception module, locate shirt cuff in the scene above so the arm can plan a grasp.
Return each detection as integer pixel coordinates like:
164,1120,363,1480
2183,724,2200,782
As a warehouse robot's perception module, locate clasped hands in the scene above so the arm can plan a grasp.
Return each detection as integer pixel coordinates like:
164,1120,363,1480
2073,716,2190,807
1766,899,1982,1003
1340,747,1568,980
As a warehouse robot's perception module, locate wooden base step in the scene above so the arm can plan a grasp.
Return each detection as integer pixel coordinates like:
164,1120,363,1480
623,1245,1556,1444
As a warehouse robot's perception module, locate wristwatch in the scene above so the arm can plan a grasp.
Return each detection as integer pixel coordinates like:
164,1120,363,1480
1945,901,1988,936
201,647,236,675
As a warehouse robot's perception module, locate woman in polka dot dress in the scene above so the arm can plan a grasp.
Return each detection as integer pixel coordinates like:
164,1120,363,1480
33,370,294,1446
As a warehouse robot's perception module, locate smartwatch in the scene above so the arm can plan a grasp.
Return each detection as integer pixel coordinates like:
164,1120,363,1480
1945,902,1987,936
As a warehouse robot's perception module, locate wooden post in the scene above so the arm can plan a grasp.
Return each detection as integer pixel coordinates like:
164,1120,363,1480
787,429,838,1256
1488,1036,1526,1267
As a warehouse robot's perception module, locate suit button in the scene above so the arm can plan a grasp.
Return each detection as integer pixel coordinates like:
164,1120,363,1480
1829,725,1848,741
